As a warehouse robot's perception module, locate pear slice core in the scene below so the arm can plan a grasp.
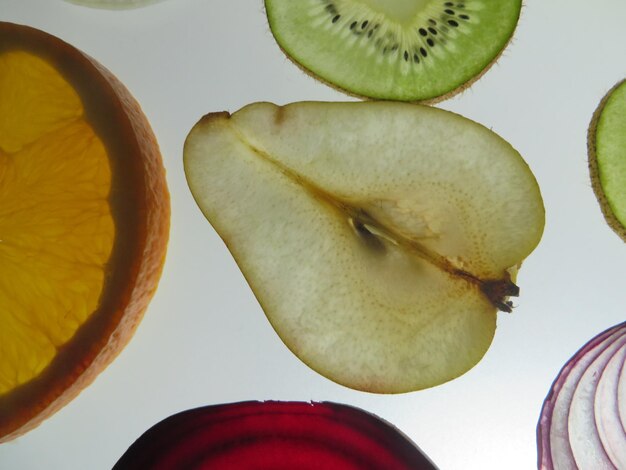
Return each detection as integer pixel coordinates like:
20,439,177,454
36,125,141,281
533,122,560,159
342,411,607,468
184,102,544,393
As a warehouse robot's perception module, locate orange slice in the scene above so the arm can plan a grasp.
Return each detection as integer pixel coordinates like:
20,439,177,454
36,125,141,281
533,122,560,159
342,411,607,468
0,22,170,441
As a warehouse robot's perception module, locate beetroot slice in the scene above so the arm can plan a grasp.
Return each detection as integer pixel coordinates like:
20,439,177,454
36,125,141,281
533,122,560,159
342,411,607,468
114,401,437,470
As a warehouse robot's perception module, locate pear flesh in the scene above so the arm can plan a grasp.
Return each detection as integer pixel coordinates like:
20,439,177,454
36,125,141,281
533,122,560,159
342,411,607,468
184,102,544,393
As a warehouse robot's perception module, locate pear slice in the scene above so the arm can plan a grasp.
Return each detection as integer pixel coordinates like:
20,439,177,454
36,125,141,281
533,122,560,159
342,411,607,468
184,101,545,393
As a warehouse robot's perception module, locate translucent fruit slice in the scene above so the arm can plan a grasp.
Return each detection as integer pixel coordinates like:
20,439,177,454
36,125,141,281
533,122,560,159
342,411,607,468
588,78,626,242
64,0,165,9
537,322,626,469
0,22,170,441
114,401,437,469
184,101,545,393
264,0,522,101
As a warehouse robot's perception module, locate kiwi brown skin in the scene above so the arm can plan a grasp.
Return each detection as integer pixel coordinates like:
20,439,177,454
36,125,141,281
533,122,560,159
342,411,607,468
588,79,626,242
263,1,524,104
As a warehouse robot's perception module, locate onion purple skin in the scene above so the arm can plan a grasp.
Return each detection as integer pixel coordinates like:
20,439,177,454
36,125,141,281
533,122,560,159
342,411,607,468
114,401,438,470
537,321,626,469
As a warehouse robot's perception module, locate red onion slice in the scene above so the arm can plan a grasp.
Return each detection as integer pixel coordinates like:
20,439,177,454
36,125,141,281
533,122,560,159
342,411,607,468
538,322,626,470
568,334,626,468
538,324,624,469
595,343,626,467
114,401,437,470
619,358,626,435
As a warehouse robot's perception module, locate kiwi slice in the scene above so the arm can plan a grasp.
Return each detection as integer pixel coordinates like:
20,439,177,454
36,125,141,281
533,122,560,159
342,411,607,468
265,0,522,101
588,79,626,242
64,0,164,8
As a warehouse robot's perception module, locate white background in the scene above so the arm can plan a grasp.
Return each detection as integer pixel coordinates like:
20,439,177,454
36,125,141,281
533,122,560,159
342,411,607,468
1,1,625,469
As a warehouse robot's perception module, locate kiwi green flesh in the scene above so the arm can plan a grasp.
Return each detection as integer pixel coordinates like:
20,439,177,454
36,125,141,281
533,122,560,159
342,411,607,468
589,79,626,241
184,101,545,392
265,0,522,101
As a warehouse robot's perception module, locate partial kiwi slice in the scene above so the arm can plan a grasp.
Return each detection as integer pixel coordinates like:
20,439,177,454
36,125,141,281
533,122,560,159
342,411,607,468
265,0,522,101
588,79,626,242
64,0,165,9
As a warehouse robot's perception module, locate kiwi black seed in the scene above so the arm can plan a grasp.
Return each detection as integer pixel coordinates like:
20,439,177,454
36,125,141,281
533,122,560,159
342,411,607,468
265,0,522,101
302,0,472,65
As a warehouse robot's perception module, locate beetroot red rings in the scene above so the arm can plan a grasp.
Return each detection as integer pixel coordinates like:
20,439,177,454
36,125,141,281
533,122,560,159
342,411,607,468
114,401,437,469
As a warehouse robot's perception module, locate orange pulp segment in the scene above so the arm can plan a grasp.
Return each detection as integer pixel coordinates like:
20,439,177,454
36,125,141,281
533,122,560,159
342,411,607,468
0,50,115,394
